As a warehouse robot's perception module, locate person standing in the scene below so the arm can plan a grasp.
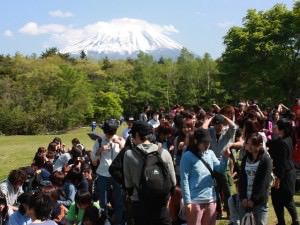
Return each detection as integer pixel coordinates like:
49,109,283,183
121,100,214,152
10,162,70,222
203,114,237,218
91,119,125,225
91,121,97,134
123,121,176,225
180,128,230,225
239,133,272,225
139,106,150,122
122,116,135,140
268,119,299,225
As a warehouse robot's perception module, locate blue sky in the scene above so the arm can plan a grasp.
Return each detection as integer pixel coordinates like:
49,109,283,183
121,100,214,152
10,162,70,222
0,0,295,58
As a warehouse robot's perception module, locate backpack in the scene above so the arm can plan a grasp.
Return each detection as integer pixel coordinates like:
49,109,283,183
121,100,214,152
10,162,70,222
138,150,173,206
241,212,256,225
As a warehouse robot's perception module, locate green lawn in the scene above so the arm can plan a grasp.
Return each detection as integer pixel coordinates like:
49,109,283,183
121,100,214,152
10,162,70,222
0,127,98,180
0,127,300,224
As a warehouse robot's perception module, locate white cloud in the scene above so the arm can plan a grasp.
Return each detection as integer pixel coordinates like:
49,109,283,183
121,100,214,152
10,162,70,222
19,22,67,35
19,18,179,44
3,29,13,37
49,10,73,18
216,21,235,29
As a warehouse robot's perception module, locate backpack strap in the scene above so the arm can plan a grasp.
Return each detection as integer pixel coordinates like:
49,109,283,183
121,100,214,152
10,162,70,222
191,151,216,181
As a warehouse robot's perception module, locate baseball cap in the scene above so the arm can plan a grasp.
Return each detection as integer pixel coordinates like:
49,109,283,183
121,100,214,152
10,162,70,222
129,121,153,137
212,114,225,125
101,119,119,133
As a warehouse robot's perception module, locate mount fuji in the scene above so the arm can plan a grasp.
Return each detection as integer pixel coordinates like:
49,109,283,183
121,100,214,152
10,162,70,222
60,18,183,59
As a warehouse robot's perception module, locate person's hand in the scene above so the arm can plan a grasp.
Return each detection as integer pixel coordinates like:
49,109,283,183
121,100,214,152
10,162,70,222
241,199,248,208
169,145,174,152
273,177,280,189
185,204,192,215
223,148,231,158
96,144,109,155
178,142,185,150
247,200,254,208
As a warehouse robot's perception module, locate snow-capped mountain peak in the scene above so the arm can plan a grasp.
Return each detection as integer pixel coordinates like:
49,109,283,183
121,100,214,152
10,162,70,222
60,18,183,59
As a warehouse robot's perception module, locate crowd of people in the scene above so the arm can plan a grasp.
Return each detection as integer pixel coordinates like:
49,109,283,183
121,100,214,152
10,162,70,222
0,99,300,225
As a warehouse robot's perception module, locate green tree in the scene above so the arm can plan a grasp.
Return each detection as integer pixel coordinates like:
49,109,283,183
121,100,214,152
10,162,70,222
220,3,300,104
94,91,123,121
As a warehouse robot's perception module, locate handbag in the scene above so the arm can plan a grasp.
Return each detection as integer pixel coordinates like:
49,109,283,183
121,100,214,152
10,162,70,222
241,212,256,225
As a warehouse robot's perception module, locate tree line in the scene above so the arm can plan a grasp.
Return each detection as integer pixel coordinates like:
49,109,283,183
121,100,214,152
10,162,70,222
0,3,299,135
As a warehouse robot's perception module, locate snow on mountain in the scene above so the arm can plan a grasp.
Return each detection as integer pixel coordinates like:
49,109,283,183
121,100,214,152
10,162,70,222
60,18,183,59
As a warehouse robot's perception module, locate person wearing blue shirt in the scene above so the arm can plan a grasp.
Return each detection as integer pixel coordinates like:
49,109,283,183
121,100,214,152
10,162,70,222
180,128,230,225
9,192,32,225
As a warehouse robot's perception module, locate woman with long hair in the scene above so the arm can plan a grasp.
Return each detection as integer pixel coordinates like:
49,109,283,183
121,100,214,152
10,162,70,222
239,133,272,225
268,119,299,225
180,128,230,225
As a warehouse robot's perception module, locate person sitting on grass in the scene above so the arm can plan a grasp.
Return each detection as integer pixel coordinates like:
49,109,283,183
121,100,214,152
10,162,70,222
8,192,32,225
26,191,57,225
66,190,100,225
0,169,27,215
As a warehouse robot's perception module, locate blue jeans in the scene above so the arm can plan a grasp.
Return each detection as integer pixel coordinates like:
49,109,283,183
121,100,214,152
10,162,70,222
95,175,124,225
239,202,268,225
228,194,240,225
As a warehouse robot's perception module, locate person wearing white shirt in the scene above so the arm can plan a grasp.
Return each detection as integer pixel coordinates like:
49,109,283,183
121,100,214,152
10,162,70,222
0,169,27,216
91,119,125,225
148,111,160,129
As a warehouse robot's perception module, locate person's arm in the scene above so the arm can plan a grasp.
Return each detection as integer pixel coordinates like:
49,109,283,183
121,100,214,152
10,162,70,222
202,117,214,129
54,204,68,223
57,184,76,207
274,141,289,180
222,115,237,129
280,103,289,110
180,153,192,205
238,158,248,201
0,183,17,212
229,139,244,150
255,105,266,120
91,140,100,165
212,104,221,111
123,152,133,191
162,151,176,187
212,150,229,173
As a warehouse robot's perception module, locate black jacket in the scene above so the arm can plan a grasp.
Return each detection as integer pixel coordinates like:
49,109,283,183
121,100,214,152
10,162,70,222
239,151,273,205
268,136,296,196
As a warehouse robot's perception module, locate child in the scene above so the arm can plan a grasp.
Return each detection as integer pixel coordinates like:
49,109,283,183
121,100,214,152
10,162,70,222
66,191,100,225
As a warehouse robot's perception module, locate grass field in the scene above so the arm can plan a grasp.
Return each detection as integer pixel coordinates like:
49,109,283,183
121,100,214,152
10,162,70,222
0,127,300,224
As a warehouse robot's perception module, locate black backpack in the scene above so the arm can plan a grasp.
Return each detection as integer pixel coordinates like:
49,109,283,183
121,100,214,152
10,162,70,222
138,150,173,206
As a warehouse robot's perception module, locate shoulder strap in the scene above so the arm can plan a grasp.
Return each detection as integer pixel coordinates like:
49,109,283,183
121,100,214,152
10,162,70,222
191,151,215,179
